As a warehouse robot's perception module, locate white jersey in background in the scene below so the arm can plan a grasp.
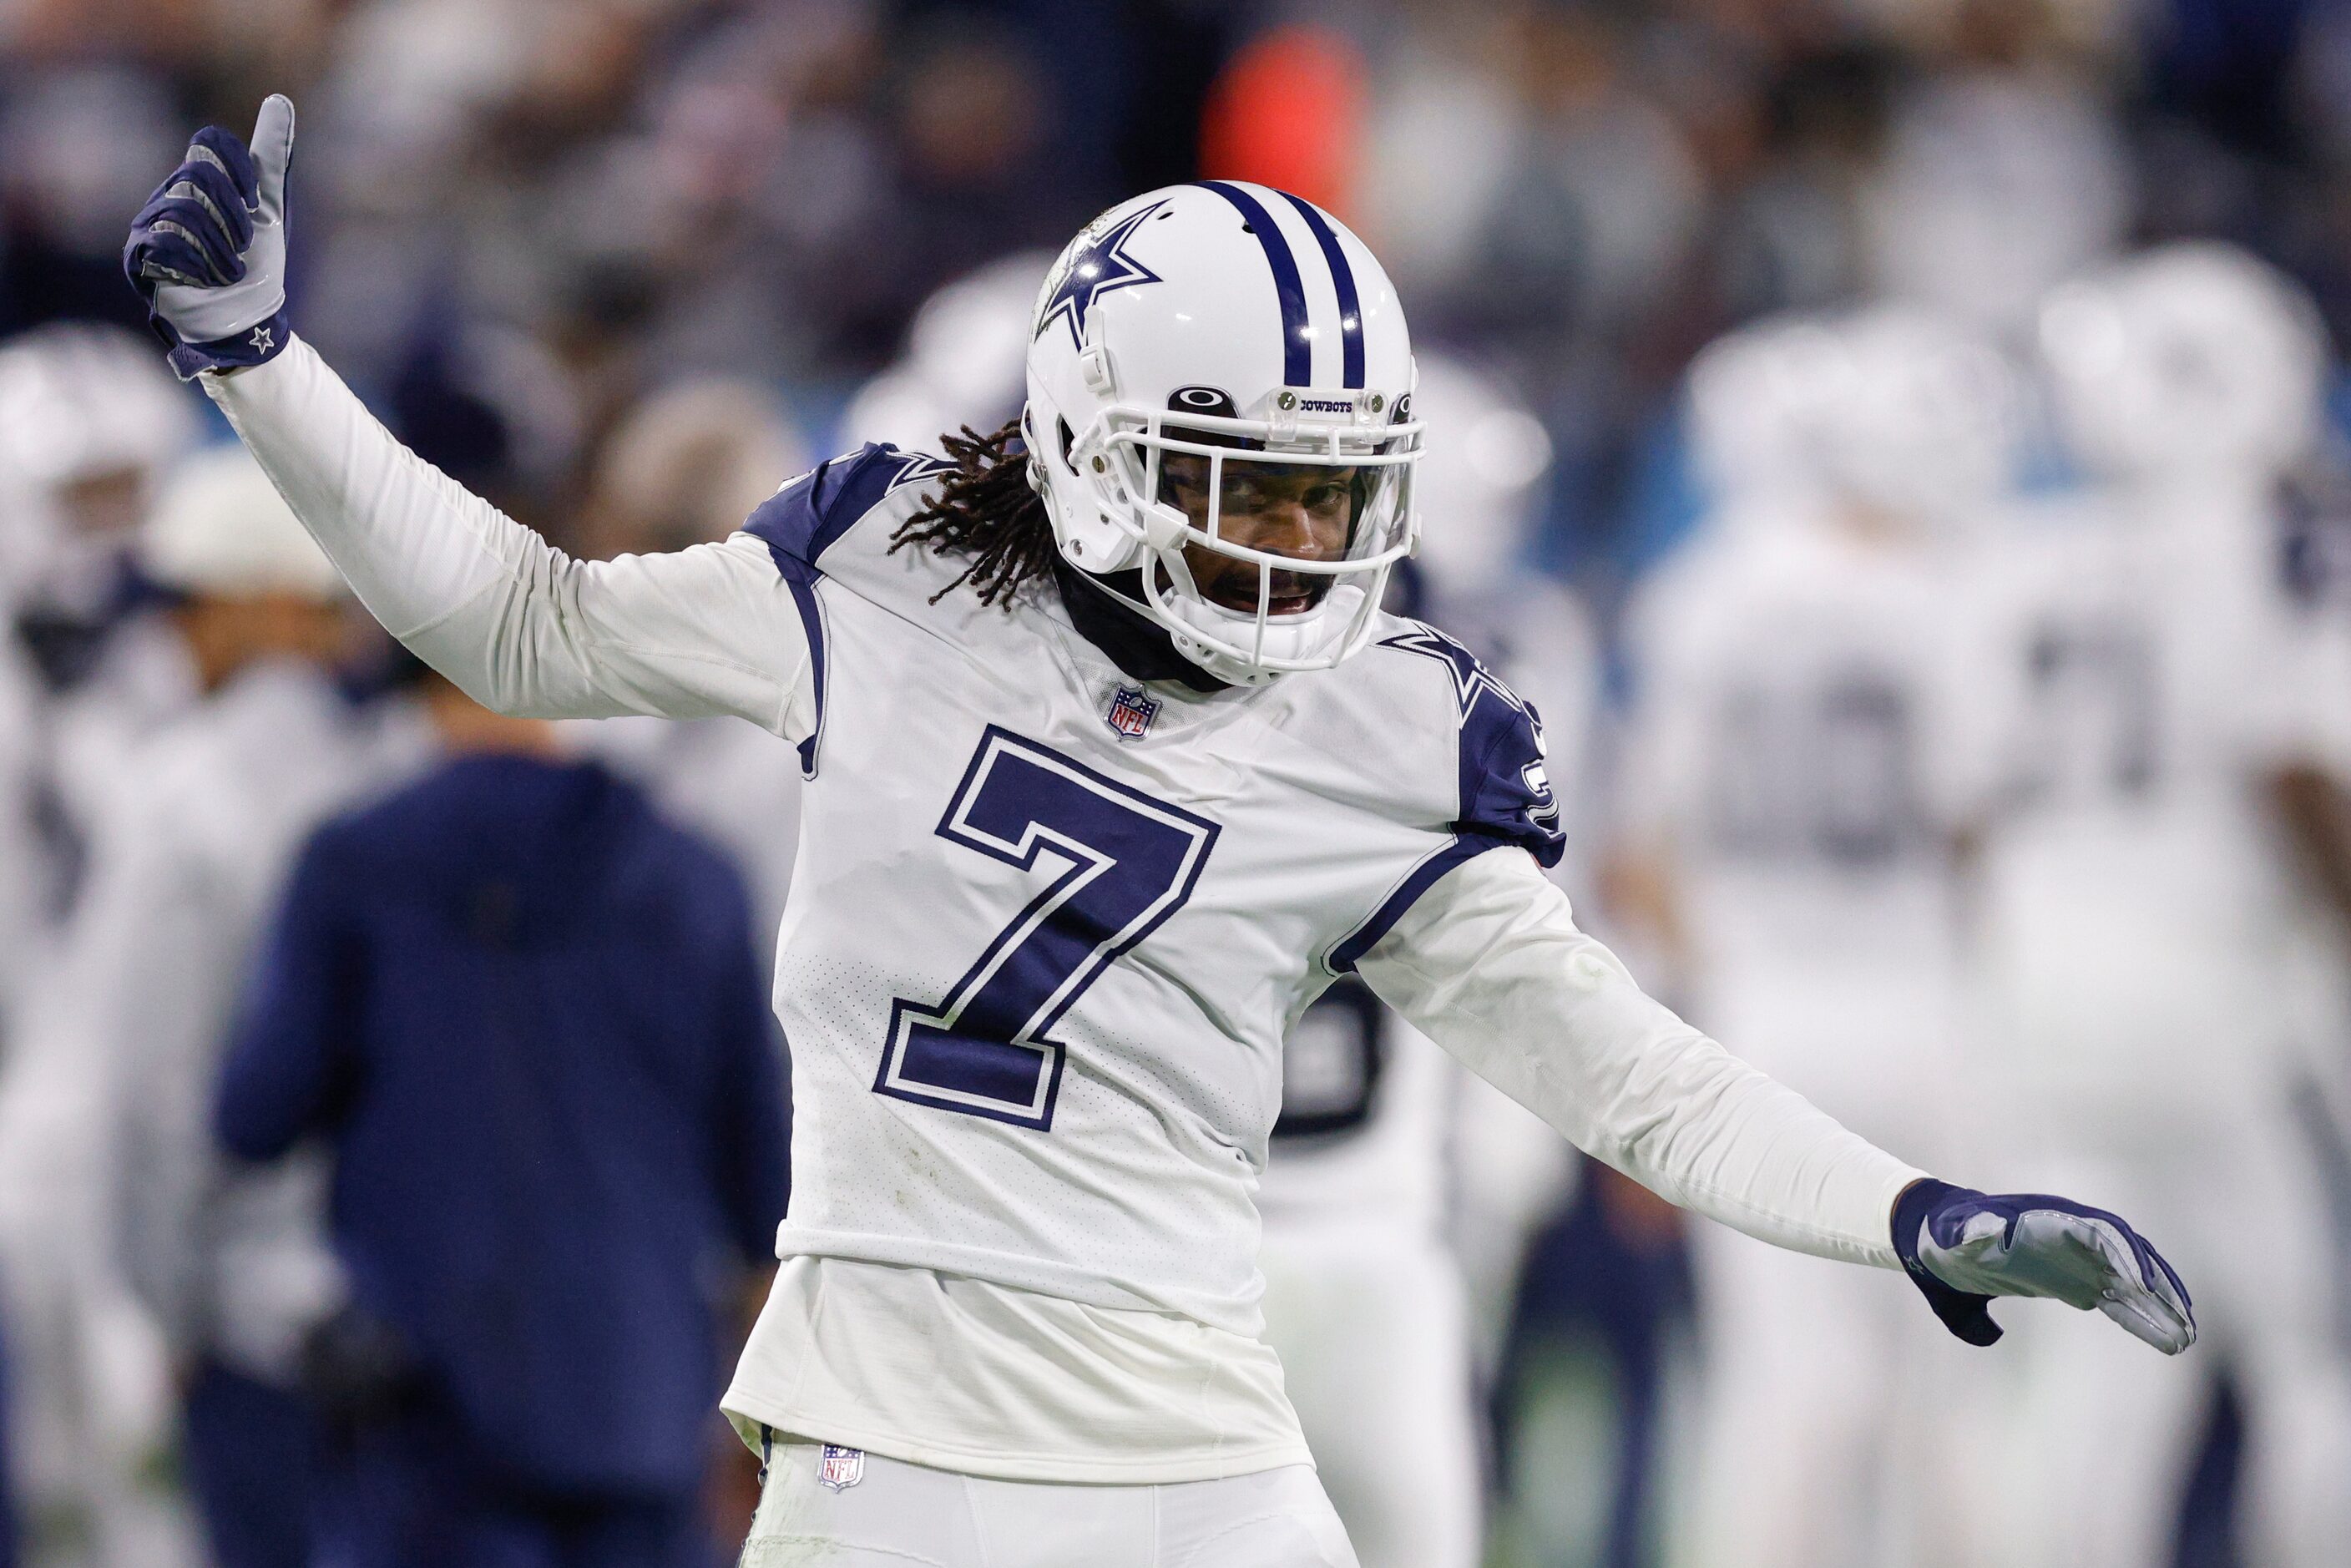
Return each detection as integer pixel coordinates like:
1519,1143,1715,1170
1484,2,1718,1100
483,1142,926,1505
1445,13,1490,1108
1623,305,2021,1568
1621,515,1981,1147
1969,242,2351,1568
205,337,1923,1493
94,664,427,1377
1967,484,2351,1568
1970,491,2329,1120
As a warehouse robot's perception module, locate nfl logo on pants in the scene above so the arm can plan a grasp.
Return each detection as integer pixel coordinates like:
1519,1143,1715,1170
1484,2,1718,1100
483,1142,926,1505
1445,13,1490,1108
818,1444,865,1492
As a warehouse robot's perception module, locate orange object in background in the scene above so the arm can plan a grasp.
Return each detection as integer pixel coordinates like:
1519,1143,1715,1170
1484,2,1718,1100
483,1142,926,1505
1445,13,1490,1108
1197,25,1368,220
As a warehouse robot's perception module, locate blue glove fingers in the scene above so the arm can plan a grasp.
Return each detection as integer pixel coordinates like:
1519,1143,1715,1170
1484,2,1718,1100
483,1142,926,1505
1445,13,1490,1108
128,191,245,289
160,156,254,254
126,208,239,291
186,125,260,210
124,227,210,291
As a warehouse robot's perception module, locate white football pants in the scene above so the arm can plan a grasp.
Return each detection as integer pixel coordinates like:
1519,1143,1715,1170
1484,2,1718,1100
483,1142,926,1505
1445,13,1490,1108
1972,1112,2351,1568
1256,1227,1482,1568
739,1439,1359,1567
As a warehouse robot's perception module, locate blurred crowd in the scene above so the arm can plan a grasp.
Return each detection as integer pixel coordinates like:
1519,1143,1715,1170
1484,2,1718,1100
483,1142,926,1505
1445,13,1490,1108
3,1,2351,1567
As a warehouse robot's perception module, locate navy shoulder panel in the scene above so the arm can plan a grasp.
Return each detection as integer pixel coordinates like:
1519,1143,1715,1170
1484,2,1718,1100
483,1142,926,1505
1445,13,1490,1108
1382,624,1565,866
739,443,953,780
742,443,953,582
1326,624,1565,975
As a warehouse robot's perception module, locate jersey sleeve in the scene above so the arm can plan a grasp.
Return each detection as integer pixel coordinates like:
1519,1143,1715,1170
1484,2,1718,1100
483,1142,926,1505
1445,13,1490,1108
1458,667,1567,865
204,337,815,736
1354,847,1925,1269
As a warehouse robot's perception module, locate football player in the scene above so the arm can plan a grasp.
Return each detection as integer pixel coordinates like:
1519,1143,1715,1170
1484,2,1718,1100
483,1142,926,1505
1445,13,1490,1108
0,324,200,927
1618,306,2021,1568
1965,244,2351,1568
124,99,2192,1565
86,447,425,1568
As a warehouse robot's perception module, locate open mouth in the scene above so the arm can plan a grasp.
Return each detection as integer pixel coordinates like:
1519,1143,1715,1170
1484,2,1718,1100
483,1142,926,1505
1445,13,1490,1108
1206,579,1322,616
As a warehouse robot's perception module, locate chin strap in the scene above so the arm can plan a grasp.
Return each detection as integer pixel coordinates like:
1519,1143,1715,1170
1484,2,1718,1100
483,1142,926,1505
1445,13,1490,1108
1049,554,1228,694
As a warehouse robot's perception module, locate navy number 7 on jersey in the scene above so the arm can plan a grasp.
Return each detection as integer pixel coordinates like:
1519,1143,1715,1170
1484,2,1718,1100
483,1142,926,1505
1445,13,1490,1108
877,726,1220,1130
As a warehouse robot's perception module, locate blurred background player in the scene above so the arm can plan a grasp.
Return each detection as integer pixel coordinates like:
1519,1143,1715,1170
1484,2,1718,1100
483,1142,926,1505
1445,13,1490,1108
71,445,424,1568
214,674,791,1568
1966,243,2351,1568
0,325,201,908
1256,353,1585,1568
0,324,197,926
1615,305,2021,1568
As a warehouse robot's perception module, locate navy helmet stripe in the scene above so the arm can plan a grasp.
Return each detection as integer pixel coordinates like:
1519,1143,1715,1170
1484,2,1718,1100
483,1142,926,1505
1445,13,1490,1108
1278,193,1364,389
1195,180,1312,387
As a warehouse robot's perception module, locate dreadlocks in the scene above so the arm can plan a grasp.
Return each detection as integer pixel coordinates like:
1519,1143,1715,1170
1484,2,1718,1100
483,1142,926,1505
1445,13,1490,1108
888,421,1059,607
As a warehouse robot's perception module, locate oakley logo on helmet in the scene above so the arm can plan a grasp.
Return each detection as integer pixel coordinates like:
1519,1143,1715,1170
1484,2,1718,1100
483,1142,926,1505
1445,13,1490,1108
1170,386,1239,417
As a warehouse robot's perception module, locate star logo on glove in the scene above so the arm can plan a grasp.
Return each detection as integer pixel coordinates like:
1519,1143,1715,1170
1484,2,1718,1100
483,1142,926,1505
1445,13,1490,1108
248,324,275,354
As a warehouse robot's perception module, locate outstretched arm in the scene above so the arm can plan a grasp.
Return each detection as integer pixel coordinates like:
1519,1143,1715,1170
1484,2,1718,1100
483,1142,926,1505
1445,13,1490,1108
1358,845,1919,1267
1357,846,2195,1353
208,341,813,730
126,97,813,732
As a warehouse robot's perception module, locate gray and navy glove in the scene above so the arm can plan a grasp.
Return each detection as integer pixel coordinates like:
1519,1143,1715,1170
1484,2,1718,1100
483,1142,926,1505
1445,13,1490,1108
123,95,295,380
1893,1178,2196,1355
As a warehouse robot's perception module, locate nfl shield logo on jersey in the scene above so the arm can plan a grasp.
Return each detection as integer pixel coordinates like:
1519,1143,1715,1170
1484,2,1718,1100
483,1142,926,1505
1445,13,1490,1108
1105,684,1159,740
817,1444,865,1492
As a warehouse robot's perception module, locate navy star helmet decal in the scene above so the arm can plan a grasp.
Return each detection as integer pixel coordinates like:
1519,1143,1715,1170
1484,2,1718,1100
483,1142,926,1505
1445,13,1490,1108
1034,202,1167,352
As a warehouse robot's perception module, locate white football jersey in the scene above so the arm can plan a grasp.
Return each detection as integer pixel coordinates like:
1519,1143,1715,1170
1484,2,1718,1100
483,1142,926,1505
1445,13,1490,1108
1969,488,2330,1118
1620,515,1983,1140
738,444,1565,1334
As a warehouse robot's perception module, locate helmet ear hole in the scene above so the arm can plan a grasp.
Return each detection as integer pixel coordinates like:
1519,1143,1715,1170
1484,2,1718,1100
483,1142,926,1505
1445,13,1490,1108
1057,417,1078,474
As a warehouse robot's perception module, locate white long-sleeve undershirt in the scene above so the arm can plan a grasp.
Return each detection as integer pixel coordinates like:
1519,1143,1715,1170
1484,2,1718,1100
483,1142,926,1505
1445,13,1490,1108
1363,848,1921,1268
207,336,814,736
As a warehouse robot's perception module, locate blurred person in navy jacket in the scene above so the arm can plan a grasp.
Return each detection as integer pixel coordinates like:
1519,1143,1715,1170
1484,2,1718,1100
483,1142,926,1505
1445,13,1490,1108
215,670,790,1568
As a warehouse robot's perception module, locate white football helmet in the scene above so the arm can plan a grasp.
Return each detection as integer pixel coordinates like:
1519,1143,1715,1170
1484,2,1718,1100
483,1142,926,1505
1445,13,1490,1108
1685,312,1841,510
2040,241,2327,484
1808,305,2022,529
140,443,344,599
1024,183,1422,685
0,321,196,496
